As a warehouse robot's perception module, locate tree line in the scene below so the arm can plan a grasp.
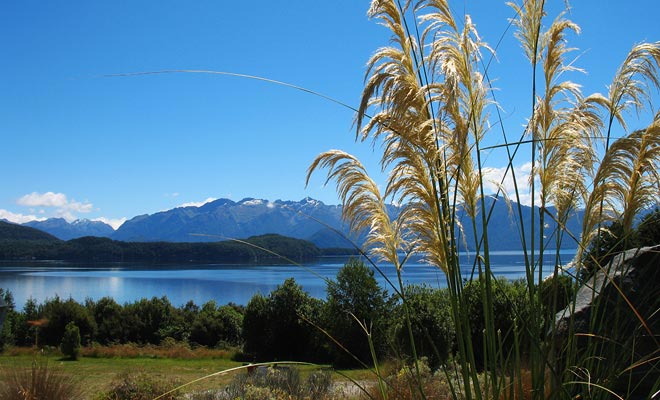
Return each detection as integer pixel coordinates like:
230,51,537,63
0,259,573,369
0,233,334,263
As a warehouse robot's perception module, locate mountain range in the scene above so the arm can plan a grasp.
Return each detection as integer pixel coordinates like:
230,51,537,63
24,218,115,240
15,197,584,250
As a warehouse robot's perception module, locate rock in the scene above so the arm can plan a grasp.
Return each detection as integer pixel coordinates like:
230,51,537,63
554,245,660,396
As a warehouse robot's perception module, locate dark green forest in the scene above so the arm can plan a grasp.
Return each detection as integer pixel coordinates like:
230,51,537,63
0,221,350,262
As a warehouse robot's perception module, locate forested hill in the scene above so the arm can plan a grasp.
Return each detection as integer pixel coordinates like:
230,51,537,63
0,220,60,241
0,233,327,263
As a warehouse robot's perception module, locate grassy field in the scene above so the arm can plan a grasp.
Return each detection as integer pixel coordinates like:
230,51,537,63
0,347,376,399
0,352,241,398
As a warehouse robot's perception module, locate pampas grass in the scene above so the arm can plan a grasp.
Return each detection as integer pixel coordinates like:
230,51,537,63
308,0,660,399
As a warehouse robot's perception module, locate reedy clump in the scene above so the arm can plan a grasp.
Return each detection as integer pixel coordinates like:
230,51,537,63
308,0,660,399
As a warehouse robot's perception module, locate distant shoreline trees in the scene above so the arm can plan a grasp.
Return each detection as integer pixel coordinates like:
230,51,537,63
0,232,357,263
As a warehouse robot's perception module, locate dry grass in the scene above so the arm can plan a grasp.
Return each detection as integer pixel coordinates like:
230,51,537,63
0,360,84,400
82,342,234,360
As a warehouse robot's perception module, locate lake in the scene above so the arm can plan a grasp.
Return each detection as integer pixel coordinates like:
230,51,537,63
0,251,576,308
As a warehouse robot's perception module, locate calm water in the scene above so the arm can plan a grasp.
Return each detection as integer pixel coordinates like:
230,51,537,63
0,251,576,308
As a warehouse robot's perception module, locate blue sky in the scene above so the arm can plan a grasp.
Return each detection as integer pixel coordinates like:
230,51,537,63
1,0,658,229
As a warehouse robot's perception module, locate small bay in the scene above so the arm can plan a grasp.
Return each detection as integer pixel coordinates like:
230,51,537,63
0,250,576,308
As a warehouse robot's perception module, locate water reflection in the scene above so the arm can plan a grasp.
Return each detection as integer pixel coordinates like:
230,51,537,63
0,251,575,308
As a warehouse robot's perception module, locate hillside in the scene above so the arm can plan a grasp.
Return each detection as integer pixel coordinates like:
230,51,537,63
0,234,322,263
0,220,60,241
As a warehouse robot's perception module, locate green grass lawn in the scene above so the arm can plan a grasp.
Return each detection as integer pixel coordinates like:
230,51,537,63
0,348,376,399
0,351,243,399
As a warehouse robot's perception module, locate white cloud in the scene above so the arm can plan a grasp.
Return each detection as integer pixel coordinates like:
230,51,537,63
17,192,68,207
481,162,540,206
177,197,217,208
15,191,93,222
0,209,46,224
93,217,127,230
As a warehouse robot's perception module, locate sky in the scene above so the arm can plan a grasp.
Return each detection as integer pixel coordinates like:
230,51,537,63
1,0,658,230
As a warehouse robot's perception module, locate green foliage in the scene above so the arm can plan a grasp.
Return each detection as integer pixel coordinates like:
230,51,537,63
539,273,575,315
636,208,660,246
0,234,320,263
189,301,243,347
392,285,455,369
0,360,83,400
121,296,176,345
0,289,14,350
39,296,96,347
0,221,59,241
323,259,393,367
11,298,38,347
242,279,325,362
98,370,182,400
244,234,321,260
87,297,124,345
462,278,529,370
242,294,269,358
583,220,627,274
583,208,660,275
60,322,81,360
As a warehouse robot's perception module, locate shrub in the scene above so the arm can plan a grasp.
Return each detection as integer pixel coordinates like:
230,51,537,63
218,366,334,400
242,279,325,362
462,278,529,370
59,321,81,360
98,370,182,400
121,296,176,345
323,259,393,367
0,289,14,350
190,301,243,347
0,360,83,400
87,296,124,345
366,358,452,400
391,285,455,369
39,296,96,346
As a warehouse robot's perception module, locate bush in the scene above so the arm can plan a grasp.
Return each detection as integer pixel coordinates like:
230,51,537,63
98,370,182,400
218,366,334,400
190,301,243,347
366,358,452,400
392,285,455,369
462,278,529,370
242,278,325,362
39,296,96,346
121,296,177,345
323,259,393,367
60,321,81,360
87,296,124,345
0,289,14,350
0,360,83,400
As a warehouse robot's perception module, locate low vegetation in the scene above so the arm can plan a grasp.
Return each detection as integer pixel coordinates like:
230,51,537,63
0,233,323,263
0,360,84,400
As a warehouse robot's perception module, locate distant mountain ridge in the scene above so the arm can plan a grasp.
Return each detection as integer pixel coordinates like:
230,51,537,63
112,197,360,248
16,197,583,250
24,218,115,240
